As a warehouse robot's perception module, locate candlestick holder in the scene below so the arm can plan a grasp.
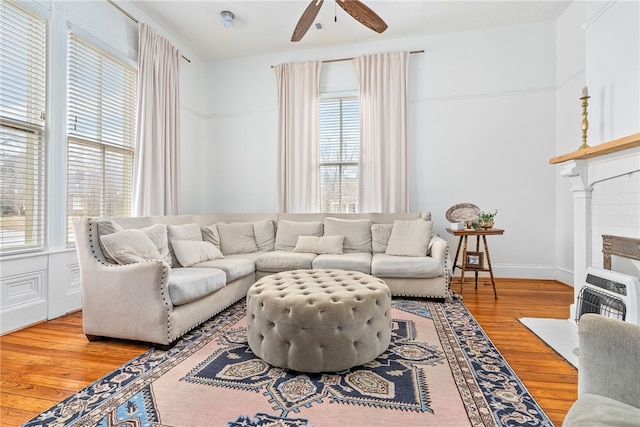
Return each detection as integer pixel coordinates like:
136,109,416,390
580,95,590,149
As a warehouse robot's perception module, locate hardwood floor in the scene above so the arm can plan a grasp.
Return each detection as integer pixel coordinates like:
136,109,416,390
0,278,577,426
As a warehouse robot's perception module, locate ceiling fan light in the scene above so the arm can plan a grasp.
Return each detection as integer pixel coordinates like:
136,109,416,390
220,10,235,28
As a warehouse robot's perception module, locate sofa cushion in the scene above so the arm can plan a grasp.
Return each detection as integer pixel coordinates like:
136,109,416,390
168,268,227,306
201,224,220,248
324,217,372,253
192,257,255,282
97,220,172,264
168,223,202,266
217,222,258,255
255,251,317,272
312,252,373,274
274,220,323,251
293,235,344,254
385,219,433,257
371,223,394,253
252,219,276,252
563,393,640,427
171,240,224,267
371,253,443,278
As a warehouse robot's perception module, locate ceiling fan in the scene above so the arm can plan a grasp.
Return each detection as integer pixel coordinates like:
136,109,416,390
291,0,388,42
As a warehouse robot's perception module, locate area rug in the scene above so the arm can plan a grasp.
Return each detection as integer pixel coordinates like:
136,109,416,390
22,297,553,427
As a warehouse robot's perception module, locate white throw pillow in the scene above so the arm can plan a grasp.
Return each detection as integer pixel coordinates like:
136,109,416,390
385,219,433,257
217,222,258,255
274,220,323,251
323,217,372,253
100,229,162,265
171,240,224,267
167,223,203,266
371,223,394,253
293,235,345,255
97,220,171,265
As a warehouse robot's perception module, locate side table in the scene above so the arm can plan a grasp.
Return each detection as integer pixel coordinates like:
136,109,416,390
446,228,504,299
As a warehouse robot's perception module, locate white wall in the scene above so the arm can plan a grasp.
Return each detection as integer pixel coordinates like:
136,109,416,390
554,1,587,285
202,21,558,279
585,0,640,144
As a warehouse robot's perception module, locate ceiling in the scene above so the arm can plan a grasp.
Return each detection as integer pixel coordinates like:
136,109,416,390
131,0,572,62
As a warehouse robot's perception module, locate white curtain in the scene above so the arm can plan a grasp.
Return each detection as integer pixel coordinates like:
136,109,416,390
274,61,322,213
132,23,181,216
353,51,409,213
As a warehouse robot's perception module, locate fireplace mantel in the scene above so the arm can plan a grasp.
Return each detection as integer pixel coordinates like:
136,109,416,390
549,132,640,164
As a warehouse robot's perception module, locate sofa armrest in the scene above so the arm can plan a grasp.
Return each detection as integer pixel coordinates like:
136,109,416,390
429,235,450,275
79,259,174,340
578,314,640,409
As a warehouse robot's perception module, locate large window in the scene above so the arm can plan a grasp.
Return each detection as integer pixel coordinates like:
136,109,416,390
67,34,136,243
0,1,47,255
319,97,359,213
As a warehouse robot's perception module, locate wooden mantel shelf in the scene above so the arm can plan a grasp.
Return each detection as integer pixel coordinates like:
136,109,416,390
549,132,640,164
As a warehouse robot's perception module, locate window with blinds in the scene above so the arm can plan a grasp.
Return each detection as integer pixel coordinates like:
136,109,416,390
0,2,47,255
67,34,136,243
319,97,359,213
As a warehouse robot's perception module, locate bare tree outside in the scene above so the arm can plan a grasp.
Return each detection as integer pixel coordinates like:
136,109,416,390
319,97,359,213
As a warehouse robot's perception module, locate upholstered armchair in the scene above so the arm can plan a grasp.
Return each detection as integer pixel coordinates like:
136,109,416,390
563,314,640,426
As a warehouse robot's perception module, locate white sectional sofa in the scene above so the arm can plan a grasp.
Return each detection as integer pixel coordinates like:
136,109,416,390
73,212,450,349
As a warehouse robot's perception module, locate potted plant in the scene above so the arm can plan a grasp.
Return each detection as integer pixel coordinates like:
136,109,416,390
476,210,497,229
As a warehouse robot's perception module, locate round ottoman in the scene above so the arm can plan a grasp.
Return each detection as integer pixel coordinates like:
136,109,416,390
246,269,392,373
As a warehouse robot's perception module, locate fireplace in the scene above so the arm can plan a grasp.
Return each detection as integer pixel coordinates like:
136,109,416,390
551,133,640,324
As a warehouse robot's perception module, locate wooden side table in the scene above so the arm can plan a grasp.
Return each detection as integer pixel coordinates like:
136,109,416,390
446,228,504,299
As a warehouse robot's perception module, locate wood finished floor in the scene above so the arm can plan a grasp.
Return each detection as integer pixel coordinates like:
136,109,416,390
0,278,577,426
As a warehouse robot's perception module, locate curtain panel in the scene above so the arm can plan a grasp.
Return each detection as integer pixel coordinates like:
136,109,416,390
132,23,181,216
353,51,409,213
274,61,322,213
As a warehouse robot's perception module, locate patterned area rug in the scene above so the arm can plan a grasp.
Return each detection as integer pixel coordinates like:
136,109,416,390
22,297,553,427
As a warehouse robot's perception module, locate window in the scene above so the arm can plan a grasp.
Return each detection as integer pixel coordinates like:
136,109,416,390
319,97,359,213
67,34,136,243
0,1,47,255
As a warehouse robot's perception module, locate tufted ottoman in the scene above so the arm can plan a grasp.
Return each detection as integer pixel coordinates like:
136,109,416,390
246,269,392,373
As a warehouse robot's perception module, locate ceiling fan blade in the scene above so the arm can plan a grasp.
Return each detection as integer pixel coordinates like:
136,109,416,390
291,0,324,42
337,0,388,34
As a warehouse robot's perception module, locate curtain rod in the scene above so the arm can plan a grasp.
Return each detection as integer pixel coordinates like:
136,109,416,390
271,50,424,68
106,0,191,63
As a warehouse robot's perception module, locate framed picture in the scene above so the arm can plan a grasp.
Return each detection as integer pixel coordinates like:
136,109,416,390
465,252,484,269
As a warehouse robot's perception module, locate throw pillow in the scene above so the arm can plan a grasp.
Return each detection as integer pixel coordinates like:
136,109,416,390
217,222,258,255
274,220,323,251
167,223,203,266
293,235,345,254
100,229,162,265
323,217,372,253
385,219,433,257
171,240,224,267
371,223,394,253
97,220,171,265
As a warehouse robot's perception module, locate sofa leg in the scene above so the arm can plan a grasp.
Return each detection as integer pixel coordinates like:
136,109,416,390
154,340,177,351
85,334,106,342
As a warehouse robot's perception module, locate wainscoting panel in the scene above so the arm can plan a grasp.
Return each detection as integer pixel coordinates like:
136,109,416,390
1,255,48,334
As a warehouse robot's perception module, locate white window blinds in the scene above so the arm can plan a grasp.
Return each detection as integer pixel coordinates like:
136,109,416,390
319,97,359,213
67,34,136,243
0,1,47,254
